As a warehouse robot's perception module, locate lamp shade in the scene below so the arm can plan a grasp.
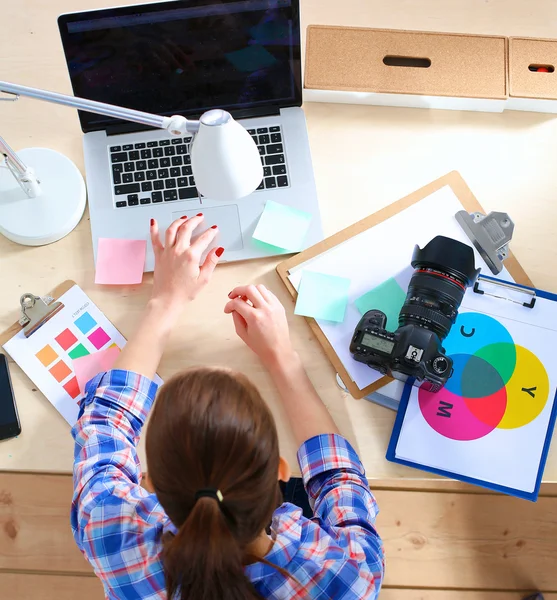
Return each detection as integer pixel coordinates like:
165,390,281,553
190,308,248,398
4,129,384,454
191,110,263,201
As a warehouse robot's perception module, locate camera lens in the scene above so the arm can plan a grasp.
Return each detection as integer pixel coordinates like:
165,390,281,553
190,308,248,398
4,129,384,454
398,236,480,340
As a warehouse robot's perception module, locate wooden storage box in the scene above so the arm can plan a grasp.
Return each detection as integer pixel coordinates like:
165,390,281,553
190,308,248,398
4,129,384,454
508,37,557,113
304,26,508,112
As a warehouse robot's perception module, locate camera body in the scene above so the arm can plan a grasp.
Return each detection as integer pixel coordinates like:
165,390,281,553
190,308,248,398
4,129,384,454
350,310,452,392
350,235,481,392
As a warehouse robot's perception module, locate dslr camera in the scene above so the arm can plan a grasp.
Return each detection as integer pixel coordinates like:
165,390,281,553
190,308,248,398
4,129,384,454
350,236,480,392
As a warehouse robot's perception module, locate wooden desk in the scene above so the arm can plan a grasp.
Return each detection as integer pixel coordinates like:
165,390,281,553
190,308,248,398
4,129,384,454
1,0,557,481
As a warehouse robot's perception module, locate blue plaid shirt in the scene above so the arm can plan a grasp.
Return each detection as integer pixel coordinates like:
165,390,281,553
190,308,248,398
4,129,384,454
71,370,384,599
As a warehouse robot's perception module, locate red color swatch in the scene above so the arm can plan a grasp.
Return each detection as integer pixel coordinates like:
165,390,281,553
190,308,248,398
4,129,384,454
55,328,78,351
63,376,81,400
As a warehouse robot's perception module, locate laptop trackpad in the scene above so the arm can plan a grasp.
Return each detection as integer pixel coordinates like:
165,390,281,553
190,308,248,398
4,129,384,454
172,204,243,252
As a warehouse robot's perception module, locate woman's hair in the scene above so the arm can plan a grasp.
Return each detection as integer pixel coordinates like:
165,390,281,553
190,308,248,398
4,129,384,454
145,367,281,600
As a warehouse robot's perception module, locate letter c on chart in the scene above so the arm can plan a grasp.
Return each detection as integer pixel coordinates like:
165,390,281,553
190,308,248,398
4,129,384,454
460,326,475,338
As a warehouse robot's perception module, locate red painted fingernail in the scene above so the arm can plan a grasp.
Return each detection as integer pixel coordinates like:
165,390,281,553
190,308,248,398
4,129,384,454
211,225,218,229
216,247,225,257
150,218,154,226
180,215,187,219
197,213,203,217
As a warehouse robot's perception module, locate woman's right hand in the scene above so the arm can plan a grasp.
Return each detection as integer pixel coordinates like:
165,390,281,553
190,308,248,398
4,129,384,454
224,285,295,368
150,215,223,312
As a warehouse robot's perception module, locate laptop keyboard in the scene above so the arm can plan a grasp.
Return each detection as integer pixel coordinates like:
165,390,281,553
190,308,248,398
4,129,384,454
109,125,289,208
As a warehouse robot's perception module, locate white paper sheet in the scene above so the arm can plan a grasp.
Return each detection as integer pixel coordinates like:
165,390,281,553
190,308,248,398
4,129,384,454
3,285,161,426
288,185,512,391
394,291,557,494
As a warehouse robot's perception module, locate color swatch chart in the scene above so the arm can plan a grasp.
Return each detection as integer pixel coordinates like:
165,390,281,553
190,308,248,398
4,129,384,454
3,285,127,426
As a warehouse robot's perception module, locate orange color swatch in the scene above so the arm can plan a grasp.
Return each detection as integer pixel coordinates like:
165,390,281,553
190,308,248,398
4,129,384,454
36,345,58,367
49,360,72,383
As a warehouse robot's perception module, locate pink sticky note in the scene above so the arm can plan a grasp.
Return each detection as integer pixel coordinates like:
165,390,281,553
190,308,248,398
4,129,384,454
95,238,147,285
73,346,121,394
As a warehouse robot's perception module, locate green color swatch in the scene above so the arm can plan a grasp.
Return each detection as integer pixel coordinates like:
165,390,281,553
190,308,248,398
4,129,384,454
354,278,407,332
253,200,312,252
68,343,90,360
295,271,351,323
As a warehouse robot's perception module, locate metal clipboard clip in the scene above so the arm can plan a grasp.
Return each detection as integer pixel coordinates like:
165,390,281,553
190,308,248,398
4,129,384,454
473,275,536,309
18,293,64,338
455,211,514,275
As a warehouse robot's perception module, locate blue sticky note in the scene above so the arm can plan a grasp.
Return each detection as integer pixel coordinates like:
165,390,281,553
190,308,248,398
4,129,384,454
74,311,97,335
354,278,407,332
295,271,351,323
253,200,312,252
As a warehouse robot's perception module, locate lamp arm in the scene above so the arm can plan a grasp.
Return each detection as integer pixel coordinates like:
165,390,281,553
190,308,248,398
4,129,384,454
0,135,41,198
0,81,199,135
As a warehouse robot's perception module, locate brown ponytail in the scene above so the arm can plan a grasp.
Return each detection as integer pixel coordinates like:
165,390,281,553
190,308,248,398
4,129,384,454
146,368,282,600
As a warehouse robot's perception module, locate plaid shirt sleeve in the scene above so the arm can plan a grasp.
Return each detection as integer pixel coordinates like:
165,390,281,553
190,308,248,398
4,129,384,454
297,434,385,593
70,370,168,599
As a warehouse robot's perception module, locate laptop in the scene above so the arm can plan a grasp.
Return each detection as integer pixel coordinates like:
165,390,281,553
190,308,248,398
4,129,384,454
58,0,322,270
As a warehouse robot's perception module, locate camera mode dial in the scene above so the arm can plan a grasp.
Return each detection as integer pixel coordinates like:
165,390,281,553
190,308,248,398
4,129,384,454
432,356,449,374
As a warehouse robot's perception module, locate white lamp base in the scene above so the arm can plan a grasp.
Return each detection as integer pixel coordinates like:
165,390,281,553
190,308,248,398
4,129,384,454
0,148,86,246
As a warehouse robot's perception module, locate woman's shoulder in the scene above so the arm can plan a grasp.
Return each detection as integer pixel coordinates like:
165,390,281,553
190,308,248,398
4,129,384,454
246,503,381,599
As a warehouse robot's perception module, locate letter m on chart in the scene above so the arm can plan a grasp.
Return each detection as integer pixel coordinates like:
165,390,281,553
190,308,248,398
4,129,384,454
436,400,453,418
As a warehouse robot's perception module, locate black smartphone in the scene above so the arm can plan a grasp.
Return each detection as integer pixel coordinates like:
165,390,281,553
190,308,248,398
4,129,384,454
0,353,21,441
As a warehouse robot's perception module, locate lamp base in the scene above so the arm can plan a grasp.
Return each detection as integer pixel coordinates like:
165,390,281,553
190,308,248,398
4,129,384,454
0,147,86,246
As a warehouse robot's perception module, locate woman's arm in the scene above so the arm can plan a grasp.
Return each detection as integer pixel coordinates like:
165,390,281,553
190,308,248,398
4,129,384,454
72,215,223,593
224,284,339,445
224,286,384,594
114,215,223,378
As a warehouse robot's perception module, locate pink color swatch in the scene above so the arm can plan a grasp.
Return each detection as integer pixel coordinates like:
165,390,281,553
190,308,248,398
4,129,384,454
55,328,78,351
88,327,111,350
95,238,147,285
72,346,121,393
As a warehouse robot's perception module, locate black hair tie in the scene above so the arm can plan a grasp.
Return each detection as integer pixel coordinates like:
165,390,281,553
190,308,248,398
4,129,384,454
195,488,224,503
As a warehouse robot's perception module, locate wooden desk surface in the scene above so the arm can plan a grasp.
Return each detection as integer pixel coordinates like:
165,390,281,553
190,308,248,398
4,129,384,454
2,0,557,480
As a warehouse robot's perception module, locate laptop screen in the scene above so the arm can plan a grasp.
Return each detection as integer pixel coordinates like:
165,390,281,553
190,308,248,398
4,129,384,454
58,0,301,133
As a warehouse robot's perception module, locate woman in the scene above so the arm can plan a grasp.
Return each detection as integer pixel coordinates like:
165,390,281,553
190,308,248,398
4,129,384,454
71,215,384,599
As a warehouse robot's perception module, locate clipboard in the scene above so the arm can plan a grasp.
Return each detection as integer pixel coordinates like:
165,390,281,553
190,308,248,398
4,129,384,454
276,171,532,399
0,280,76,346
0,280,135,426
386,276,557,501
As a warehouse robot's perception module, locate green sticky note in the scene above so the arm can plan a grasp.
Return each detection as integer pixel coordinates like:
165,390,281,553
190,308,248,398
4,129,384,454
295,271,351,323
68,343,90,360
355,278,407,332
253,200,312,252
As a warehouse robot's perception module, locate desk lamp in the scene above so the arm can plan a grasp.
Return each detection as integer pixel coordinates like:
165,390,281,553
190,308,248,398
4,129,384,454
0,81,263,246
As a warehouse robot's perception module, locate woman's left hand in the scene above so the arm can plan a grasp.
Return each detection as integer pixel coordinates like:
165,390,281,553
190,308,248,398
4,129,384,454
150,215,223,311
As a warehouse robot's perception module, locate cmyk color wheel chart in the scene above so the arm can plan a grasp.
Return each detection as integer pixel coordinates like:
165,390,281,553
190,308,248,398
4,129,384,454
418,313,550,441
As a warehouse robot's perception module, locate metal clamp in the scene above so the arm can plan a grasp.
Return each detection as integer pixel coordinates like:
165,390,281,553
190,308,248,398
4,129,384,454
18,293,63,337
473,275,536,309
455,211,514,275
